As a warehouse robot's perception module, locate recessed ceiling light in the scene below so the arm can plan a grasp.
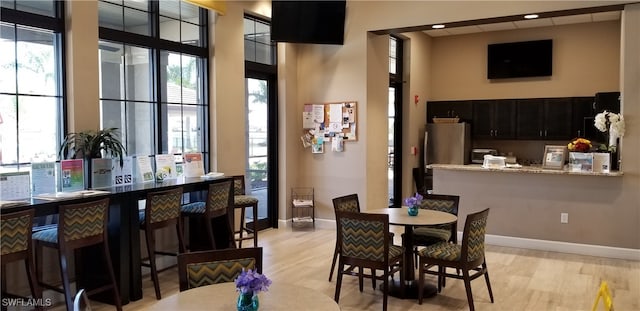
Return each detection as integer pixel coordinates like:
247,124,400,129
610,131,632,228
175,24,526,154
432,24,445,29
524,14,539,19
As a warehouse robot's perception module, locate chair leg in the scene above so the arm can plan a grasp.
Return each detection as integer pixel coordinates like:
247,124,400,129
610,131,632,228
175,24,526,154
35,242,44,287
58,249,74,311
334,262,343,302
238,206,246,248
252,203,258,248
438,266,444,292
462,269,475,311
203,217,217,250
371,268,376,290
382,270,388,311
145,229,161,300
328,245,339,282
24,256,43,304
102,240,123,311
418,256,424,304
358,266,364,292
483,261,494,303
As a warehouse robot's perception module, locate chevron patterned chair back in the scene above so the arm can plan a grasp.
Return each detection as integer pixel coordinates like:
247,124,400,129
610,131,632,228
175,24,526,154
411,194,460,268
332,194,360,213
334,211,404,311
231,175,259,248
1,209,43,303
139,187,186,299
328,194,360,283
32,197,122,311
417,208,493,311
178,247,263,291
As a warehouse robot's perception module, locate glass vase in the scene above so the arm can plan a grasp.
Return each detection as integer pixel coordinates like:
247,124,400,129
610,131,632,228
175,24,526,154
407,205,419,216
237,292,259,311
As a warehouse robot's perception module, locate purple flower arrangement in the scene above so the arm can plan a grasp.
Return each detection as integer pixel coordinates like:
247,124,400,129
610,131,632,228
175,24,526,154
235,269,272,294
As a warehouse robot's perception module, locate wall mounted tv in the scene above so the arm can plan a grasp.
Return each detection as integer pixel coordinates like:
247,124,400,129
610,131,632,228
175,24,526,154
487,39,553,79
271,0,346,45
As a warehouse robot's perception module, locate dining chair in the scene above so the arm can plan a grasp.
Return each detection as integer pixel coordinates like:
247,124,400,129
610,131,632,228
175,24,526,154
181,180,236,250
32,198,122,311
328,194,361,282
177,247,263,291
0,209,43,308
412,193,460,268
334,211,404,311
417,208,493,311
139,187,186,299
232,175,259,248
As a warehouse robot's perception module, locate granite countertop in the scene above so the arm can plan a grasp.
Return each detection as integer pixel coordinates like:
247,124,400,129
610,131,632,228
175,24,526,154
428,164,623,177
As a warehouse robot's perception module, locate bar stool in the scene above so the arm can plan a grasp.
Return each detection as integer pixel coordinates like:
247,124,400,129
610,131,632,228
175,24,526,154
138,187,186,300
32,198,122,311
1,209,42,308
181,180,235,250
232,175,258,248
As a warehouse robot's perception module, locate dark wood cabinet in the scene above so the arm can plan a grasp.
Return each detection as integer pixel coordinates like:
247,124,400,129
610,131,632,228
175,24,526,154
571,97,595,139
472,100,516,139
426,100,473,123
516,98,572,140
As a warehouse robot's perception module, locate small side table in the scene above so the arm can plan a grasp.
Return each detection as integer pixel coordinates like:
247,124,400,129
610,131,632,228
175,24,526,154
291,187,314,227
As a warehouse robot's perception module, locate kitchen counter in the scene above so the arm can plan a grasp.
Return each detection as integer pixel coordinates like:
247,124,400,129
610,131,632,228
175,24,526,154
429,164,623,177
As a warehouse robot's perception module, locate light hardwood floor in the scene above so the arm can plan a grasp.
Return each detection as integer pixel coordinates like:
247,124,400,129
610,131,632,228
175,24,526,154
48,224,639,311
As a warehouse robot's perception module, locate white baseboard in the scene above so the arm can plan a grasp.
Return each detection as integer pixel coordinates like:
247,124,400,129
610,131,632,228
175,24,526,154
278,218,640,261
469,233,640,261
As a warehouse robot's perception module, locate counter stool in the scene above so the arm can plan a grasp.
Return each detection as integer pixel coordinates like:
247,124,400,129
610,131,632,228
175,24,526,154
1,209,43,309
139,187,186,300
32,198,122,311
232,175,258,248
181,180,236,250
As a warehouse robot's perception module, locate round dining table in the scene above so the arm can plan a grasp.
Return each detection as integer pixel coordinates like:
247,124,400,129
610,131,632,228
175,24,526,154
368,207,457,299
144,282,340,310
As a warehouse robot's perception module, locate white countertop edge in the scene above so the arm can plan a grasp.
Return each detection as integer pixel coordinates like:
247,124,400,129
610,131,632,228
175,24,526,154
428,164,623,177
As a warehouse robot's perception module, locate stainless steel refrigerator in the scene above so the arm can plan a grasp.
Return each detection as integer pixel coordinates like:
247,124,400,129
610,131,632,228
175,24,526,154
424,122,471,166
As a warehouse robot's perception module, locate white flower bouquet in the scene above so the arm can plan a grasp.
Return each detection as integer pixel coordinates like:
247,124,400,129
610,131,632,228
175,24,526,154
594,110,625,152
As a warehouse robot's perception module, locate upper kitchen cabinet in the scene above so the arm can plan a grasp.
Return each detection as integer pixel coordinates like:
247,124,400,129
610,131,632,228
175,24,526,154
472,99,516,139
516,98,572,140
571,97,595,139
426,100,473,123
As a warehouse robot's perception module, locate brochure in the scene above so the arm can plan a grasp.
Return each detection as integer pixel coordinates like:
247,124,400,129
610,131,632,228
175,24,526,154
112,156,133,186
0,171,31,200
155,154,177,179
183,153,205,178
91,158,113,189
136,156,155,183
60,159,84,191
31,162,56,195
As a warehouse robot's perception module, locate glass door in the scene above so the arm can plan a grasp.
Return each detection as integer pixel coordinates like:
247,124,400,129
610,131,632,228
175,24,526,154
245,75,277,229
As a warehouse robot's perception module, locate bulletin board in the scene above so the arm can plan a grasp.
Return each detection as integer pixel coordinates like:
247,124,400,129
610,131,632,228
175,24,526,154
302,101,357,141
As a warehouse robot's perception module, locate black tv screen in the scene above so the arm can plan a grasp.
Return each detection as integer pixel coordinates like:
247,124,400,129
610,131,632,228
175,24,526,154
487,39,552,79
271,1,346,45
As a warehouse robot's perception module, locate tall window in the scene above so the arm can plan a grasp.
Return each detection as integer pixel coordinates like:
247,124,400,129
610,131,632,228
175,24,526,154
98,0,208,162
244,14,278,228
389,35,403,207
0,0,64,169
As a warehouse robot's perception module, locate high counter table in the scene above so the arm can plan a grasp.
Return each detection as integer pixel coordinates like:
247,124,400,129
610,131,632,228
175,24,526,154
0,176,233,305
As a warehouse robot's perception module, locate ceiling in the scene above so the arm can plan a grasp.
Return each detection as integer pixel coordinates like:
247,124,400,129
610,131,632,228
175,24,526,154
423,10,622,37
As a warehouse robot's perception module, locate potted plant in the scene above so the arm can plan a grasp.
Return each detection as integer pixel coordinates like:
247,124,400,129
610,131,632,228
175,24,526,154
59,128,126,188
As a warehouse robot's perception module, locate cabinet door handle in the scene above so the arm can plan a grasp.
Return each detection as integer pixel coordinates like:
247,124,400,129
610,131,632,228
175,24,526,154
495,129,498,136
490,129,494,136
539,130,543,137
545,130,548,136
577,130,581,137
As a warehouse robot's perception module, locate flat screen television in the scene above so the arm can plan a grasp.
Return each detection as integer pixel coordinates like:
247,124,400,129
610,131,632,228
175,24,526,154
487,39,552,79
271,0,346,45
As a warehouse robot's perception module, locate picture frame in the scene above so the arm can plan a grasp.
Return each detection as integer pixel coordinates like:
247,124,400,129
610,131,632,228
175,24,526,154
542,145,566,170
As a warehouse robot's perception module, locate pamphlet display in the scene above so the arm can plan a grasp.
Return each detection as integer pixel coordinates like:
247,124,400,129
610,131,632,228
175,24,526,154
91,158,113,189
112,156,133,186
0,171,31,200
183,153,205,178
155,154,177,179
136,156,155,183
60,159,84,191
31,162,56,195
